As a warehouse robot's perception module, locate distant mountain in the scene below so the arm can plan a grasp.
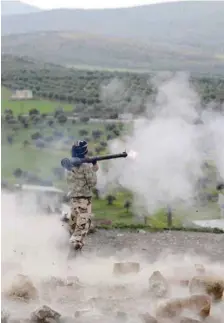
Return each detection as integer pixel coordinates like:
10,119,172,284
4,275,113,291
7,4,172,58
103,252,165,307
2,30,224,75
1,1,224,74
1,0,41,16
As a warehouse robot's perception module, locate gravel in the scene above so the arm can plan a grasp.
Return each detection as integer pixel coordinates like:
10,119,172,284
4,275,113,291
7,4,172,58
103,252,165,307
86,229,224,261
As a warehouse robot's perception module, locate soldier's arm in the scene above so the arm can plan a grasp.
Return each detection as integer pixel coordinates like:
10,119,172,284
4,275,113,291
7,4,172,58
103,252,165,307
84,165,97,188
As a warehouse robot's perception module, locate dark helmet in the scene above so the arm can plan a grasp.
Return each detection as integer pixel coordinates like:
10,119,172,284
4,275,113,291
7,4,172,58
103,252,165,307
71,140,88,158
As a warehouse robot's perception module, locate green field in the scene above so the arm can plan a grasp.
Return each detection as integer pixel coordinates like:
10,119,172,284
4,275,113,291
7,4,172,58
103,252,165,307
1,87,74,115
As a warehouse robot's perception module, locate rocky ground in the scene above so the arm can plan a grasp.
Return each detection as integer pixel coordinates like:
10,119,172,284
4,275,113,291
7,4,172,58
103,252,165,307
2,229,224,323
85,229,224,261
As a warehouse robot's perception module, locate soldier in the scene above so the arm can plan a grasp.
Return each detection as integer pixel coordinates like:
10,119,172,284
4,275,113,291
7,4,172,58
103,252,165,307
66,140,98,254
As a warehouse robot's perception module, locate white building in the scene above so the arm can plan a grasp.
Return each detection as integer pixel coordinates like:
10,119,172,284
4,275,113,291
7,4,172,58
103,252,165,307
11,89,33,100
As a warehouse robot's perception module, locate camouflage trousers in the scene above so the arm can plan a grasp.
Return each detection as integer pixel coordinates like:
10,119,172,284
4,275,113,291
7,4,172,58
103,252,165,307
68,197,92,250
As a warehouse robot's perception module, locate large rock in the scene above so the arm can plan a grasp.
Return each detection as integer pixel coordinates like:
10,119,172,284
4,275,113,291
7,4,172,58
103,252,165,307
189,276,224,301
31,305,61,323
113,262,140,275
148,271,169,298
5,274,38,301
178,317,201,323
155,294,211,319
42,275,83,289
139,313,158,323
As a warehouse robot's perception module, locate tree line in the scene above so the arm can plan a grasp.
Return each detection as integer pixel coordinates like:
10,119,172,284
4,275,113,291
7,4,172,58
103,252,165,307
2,62,224,118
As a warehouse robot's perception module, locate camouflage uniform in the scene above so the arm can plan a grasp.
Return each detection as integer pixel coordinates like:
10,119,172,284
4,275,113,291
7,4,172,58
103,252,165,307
66,163,98,250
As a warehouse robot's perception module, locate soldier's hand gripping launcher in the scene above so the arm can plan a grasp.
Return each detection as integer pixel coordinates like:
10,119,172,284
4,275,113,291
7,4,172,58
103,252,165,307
61,151,128,170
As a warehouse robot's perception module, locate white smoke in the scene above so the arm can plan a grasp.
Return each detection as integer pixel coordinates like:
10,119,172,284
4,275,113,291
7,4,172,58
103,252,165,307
97,72,224,215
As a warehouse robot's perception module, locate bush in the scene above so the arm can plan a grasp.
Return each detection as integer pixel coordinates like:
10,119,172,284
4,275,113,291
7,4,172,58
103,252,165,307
31,132,42,140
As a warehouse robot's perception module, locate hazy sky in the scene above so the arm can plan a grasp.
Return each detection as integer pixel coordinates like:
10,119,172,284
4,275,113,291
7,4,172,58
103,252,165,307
22,0,194,10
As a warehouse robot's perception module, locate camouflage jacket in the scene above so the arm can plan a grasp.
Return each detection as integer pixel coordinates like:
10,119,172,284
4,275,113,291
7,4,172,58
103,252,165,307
66,163,97,198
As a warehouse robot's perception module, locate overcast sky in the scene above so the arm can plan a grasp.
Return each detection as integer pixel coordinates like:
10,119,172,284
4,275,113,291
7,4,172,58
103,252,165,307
21,0,203,10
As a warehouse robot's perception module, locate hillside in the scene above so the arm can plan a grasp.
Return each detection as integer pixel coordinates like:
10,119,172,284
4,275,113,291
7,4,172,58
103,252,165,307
2,30,224,75
1,0,41,16
2,54,224,117
1,1,224,74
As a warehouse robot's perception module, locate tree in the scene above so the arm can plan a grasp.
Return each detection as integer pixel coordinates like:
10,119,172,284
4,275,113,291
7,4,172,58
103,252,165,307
79,129,89,137
106,195,116,205
31,132,42,140
80,116,90,123
57,114,67,125
7,135,13,145
54,107,64,118
95,146,103,154
23,140,30,148
92,130,103,140
47,119,54,127
93,188,100,200
35,139,45,149
100,141,107,148
5,108,13,116
13,168,23,179
29,108,39,116
124,200,132,213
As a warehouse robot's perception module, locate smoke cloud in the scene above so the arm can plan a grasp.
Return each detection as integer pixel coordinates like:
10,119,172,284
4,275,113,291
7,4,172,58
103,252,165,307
97,72,224,215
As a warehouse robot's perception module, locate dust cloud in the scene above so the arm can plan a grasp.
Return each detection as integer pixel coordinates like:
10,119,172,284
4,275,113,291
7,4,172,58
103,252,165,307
98,72,224,215
1,193,224,322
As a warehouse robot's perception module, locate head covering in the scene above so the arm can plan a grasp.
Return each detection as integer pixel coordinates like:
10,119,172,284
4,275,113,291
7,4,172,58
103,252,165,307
71,140,88,158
